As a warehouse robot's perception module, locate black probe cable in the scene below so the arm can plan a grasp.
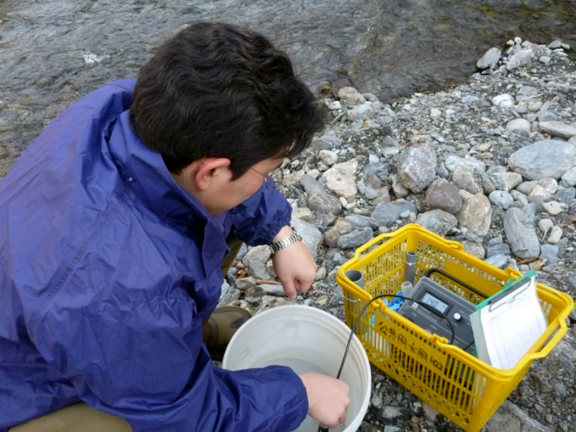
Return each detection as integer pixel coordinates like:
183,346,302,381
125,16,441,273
317,293,457,432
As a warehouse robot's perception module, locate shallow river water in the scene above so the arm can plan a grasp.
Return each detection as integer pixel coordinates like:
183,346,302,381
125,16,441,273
0,0,575,154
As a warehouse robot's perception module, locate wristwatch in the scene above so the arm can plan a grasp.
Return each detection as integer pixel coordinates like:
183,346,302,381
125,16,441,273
269,227,302,254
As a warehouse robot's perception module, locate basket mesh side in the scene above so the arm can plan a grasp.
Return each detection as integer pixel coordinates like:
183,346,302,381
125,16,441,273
341,228,570,432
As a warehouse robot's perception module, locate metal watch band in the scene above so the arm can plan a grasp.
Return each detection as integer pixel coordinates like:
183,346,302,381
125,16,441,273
269,228,302,254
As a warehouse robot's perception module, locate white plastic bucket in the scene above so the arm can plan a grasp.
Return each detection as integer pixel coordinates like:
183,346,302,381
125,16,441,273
222,305,371,432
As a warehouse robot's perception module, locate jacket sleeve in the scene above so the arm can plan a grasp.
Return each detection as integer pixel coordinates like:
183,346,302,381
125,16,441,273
29,263,308,431
227,182,292,246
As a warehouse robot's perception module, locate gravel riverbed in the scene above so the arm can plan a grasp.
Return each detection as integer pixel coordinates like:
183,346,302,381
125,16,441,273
220,38,576,432
2,29,576,431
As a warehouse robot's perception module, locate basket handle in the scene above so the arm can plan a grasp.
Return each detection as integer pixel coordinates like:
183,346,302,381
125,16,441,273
530,318,568,359
353,229,465,259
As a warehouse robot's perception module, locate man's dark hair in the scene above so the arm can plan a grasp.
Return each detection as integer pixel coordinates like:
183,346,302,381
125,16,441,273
130,21,324,178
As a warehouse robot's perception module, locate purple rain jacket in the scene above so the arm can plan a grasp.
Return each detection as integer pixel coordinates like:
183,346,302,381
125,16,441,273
0,79,308,431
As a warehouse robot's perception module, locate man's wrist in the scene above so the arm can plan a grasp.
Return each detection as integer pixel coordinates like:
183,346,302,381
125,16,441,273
269,226,302,254
272,225,294,243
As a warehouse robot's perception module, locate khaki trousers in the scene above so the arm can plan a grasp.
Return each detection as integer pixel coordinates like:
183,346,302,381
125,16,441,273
9,403,131,432
10,235,244,431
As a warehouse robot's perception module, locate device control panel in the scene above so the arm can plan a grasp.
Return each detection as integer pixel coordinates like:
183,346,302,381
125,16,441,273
398,277,476,353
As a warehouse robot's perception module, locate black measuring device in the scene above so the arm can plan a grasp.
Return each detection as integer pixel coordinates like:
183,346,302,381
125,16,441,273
398,268,487,354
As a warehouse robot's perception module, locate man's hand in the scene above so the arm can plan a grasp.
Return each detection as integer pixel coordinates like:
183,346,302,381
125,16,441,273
300,372,350,429
271,225,317,299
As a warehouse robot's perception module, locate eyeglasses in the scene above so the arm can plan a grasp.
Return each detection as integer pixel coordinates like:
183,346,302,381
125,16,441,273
250,167,284,188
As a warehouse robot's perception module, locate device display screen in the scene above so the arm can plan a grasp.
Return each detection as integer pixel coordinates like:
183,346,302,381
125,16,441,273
422,292,449,313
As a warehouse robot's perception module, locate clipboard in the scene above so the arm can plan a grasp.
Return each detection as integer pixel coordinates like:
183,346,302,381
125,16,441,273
470,270,547,369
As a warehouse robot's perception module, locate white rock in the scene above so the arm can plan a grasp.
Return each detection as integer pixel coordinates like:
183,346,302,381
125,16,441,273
347,102,374,121
506,48,535,70
492,94,515,109
323,159,359,200
318,149,338,166
337,87,366,107
547,226,563,244
538,218,554,233
542,201,567,216
477,47,502,69
327,100,342,110
505,118,531,135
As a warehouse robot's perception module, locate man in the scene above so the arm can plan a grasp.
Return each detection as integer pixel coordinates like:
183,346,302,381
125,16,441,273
0,22,350,431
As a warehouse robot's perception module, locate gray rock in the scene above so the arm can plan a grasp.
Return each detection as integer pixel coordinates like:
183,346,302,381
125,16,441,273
477,47,502,69
416,209,458,236
539,121,576,140
318,149,338,166
291,218,323,259
503,208,541,258
347,102,374,120
300,174,343,215
243,245,273,280
371,200,418,227
437,163,450,179
540,244,559,264
337,87,366,107
382,135,400,148
489,190,515,209
555,187,576,202
486,400,552,432
487,239,511,257
380,406,405,420
311,134,341,151
506,48,536,70
508,140,576,180
560,166,576,187
425,178,463,214
236,277,258,290
506,118,531,135
345,214,375,229
456,193,492,236
462,95,479,104
445,155,486,175
391,173,410,198
323,218,353,248
462,240,486,259
362,162,390,181
422,402,440,422
337,227,374,249
485,254,510,269
218,281,241,306
258,283,286,297
452,163,484,194
515,85,539,102
396,145,437,193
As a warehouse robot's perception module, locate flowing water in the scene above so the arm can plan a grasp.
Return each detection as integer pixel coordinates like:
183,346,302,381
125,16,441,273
0,0,575,160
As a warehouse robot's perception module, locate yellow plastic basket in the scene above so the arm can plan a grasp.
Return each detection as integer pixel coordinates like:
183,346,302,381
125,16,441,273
337,224,574,432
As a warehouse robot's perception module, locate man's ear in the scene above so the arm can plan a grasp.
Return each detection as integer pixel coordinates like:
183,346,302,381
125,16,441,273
192,158,231,191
